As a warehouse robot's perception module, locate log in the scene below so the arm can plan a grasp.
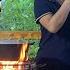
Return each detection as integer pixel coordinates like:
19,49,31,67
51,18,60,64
0,31,41,40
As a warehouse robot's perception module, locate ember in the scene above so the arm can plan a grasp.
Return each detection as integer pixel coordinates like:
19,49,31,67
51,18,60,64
0,61,24,70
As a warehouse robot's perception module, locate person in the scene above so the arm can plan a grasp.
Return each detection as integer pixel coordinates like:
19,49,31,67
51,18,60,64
34,0,70,70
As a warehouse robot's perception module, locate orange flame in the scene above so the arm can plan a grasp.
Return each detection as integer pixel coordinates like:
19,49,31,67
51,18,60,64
18,42,29,62
0,42,29,70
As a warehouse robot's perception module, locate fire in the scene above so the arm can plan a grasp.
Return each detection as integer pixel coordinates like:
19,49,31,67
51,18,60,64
0,61,23,70
1,65,15,70
0,42,29,70
19,42,29,62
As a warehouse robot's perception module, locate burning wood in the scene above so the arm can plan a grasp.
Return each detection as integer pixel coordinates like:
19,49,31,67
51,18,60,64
0,61,24,70
0,40,31,70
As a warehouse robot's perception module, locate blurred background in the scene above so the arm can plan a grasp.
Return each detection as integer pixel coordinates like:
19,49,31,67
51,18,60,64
0,0,40,60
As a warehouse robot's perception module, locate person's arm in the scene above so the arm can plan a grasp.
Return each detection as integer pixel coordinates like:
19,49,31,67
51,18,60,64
39,0,70,33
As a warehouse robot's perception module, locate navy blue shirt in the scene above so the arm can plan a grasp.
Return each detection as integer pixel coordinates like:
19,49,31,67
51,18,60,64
34,0,70,65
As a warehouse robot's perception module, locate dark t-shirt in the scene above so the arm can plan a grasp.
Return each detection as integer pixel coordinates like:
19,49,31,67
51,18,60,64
34,0,70,65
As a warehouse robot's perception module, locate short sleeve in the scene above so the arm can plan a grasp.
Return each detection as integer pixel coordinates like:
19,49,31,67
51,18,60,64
34,0,55,23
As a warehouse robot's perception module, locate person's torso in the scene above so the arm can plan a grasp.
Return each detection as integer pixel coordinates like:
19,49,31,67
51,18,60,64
38,0,70,65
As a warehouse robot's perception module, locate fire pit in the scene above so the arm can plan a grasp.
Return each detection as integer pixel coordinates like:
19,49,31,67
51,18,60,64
0,40,31,70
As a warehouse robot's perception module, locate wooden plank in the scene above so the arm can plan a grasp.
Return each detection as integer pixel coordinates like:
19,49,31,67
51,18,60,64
0,31,41,40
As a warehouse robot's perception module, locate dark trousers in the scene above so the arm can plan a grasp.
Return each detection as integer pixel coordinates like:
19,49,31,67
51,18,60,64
35,58,70,70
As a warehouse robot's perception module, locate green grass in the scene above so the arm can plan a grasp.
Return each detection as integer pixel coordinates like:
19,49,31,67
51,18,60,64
0,0,40,31
28,40,39,59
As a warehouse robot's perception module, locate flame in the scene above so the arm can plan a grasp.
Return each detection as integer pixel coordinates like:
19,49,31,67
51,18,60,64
19,42,29,62
0,42,29,70
0,61,23,70
1,65,16,70
0,61,17,70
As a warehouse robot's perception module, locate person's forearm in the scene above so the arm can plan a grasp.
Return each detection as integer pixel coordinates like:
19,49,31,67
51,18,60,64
47,1,70,33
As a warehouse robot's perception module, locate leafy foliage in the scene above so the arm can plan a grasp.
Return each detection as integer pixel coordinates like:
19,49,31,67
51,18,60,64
0,0,40,31
28,40,39,59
